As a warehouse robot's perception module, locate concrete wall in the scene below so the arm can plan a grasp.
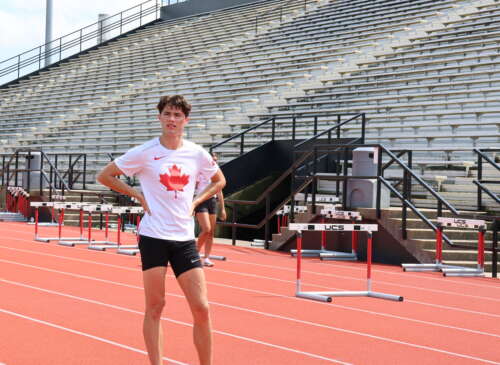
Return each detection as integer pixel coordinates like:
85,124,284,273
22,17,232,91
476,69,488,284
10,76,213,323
160,0,269,20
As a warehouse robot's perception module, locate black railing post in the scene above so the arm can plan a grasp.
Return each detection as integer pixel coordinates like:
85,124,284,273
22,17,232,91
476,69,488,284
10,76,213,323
477,151,483,211
240,134,244,156
232,204,238,246
26,151,32,192
79,29,83,52
120,12,123,34
337,115,341,139
402,168,408,240
312,147,317,214
492,219,498,278
376,146,382,219
313,116,318,136
83,154,87,189
290,156,296,223
1,156,5,186
69,154,73,189
39,153,44,196
437,200,443,218
265,195,270,249
292,116,296,143
342,147,348,210
54,154,59,189
361,113,366,144
272,117,275,141
408,150,413,202
14,152,19,187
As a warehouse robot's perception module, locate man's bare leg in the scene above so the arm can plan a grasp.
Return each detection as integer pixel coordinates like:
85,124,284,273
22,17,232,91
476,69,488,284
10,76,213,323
204,214,217,258
196,212,211,252
143,266,167,365
177,268,212,365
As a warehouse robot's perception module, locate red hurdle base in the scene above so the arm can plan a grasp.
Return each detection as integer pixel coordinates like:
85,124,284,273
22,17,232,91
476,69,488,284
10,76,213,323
295,230,403,303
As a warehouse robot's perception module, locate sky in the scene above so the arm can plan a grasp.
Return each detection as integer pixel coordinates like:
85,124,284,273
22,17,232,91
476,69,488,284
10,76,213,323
0,0,153,61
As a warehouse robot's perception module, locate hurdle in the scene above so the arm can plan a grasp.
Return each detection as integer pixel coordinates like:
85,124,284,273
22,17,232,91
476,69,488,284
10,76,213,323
278,205,308,234
80,204,116,250
294,193,340,205
319,208,362,261
114,206,144,255
32,202,87,243
402,217,486,277
289,223,403,303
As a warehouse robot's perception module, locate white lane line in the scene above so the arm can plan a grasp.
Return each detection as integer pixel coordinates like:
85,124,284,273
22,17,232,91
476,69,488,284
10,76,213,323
210,244,500,290
0,307,188,365
1,244,500,322
1,240,499,304
2,229,500,301
4,223,499,292
1,261,499,364
0,276,350,364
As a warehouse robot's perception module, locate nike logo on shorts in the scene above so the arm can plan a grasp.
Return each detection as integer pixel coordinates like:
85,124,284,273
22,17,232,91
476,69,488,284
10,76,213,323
191,258,200,263
154,156,167,160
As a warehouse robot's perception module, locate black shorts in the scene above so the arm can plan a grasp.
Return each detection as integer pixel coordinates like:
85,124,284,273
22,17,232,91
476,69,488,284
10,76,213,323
195,197,217,215
138,235,202,277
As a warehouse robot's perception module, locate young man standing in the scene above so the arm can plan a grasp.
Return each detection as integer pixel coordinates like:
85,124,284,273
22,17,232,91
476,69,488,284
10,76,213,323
97,95,225,365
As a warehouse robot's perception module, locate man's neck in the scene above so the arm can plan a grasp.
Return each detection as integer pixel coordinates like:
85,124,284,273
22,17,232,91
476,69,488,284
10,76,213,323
160,134,183,150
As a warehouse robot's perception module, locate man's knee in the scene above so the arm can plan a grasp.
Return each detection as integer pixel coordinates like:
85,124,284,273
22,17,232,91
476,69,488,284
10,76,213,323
145,298,165,320
191,300,210,323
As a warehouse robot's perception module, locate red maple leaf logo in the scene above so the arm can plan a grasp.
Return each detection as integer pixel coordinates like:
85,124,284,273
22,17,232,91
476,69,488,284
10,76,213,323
159,164,190,198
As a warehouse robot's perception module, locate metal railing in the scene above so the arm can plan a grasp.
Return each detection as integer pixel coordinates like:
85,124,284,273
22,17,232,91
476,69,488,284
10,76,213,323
255,0,308,33
1,0,160,86
0,149,87,197
210,113,365,158
474,148,500,211
214,113,365,247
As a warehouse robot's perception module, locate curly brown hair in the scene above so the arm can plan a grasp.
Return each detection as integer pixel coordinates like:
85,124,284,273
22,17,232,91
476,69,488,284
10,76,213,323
157,95,192,116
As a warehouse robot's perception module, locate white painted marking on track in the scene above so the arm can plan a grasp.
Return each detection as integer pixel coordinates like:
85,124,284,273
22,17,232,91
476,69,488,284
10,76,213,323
1,262,500,364
0,276,351,364
2,242,500,319
0,308,188,365
6,222,500,290
1,243,500,322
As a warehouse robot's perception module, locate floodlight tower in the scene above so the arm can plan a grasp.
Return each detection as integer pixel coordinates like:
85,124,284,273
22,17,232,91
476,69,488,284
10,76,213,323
44,0,53,67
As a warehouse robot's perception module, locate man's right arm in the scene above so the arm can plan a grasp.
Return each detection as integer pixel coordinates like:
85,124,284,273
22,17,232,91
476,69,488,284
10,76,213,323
96,162,151,215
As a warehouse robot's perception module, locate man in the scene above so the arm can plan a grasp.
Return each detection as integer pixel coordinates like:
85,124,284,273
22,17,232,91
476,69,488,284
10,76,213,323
195,153,226,267
97,95,225,365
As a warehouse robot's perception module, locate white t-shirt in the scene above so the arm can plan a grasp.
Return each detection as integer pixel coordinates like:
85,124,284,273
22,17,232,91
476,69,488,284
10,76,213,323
115,137,218,241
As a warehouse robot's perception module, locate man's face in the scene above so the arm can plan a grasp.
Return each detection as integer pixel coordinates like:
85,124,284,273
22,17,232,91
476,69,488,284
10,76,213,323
158,105,189,137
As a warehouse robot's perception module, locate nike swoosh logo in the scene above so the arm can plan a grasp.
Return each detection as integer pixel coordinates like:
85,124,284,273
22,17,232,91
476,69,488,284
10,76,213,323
154,156,167,161
191,258,201,263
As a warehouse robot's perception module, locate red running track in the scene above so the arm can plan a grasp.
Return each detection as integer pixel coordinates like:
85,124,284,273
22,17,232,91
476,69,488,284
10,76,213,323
0,221,499,365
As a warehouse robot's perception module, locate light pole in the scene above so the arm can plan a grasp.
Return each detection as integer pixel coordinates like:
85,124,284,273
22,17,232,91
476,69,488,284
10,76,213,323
44,0,53,67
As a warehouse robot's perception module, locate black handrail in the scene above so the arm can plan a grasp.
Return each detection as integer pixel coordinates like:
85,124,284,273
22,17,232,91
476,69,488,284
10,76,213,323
210,112,363,159
255,0,305,34
474,148,500,211
217,113,365,246
0,0,160,85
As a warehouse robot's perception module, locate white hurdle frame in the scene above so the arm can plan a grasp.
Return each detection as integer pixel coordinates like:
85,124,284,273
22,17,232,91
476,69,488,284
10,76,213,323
277,205,308,234
83,204,116,250
32,202,87,243
114,206,144,255
319,208,362,261
402,217,486,277
289,223,403,303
